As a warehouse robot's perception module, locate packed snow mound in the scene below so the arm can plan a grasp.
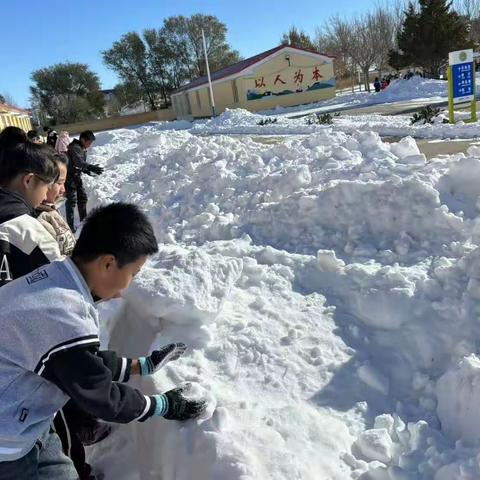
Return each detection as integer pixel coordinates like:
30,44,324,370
438,156,480,218
196,108,264,128
258,75,450,118
124,245,243,325
375,76,446,104
85,122,480,480
175,104,480,140
87,128,470,263
436,355,480,445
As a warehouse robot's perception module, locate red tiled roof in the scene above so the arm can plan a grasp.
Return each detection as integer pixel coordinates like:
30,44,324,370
173,45,335,94
0,103,30,115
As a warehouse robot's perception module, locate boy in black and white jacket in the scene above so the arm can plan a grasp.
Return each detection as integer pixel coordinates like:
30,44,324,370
0,203,205,480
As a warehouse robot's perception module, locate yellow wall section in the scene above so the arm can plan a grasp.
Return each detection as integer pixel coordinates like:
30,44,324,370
0,114,32,132
172,50,335,118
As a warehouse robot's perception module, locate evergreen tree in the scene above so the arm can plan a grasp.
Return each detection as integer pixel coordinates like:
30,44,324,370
281,27,317,50
389,0,473,78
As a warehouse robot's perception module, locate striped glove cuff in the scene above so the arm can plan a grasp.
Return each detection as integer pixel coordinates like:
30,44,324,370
138,356,155,376
153,394,169,417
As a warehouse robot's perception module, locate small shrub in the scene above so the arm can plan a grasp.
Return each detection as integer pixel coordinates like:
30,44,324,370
257,117,278,126
410,105,442,125
305,112,340,125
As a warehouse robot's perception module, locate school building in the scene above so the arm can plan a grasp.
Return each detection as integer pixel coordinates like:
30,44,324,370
0,103,32,132
171,45,336,119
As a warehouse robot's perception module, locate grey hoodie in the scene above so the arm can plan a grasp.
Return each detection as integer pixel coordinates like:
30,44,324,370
0,258,156,462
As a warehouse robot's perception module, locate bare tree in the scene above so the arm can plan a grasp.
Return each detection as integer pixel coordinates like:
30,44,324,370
317,7,396,92
454,0,480,18
453,0,480,43
1,92,18,108
315,17,354,82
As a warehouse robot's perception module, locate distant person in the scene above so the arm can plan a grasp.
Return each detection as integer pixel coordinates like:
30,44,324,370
55,130,71,155
43,126,58,148
373,77,381,93
27,129,43,144
381,78,388,90
65,130,104,231
0,126,27,149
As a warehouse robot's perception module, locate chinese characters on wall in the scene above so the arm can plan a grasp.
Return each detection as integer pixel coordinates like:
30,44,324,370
246,63,335,102
254,67,323,90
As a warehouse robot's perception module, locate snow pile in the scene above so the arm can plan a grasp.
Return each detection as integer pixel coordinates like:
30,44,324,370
85,122,480,479
182,107,480,140
88,127,467,262
259,76,449,117
375,76,446,104
124,245,243,325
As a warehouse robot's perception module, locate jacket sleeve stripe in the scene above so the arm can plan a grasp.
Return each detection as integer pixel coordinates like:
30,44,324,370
35,335,100,375
136,395,152,421
118,357,127,383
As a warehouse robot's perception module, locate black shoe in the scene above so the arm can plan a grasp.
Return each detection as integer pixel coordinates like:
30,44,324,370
77,421,112,446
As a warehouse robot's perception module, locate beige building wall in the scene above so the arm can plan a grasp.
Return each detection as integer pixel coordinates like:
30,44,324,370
172,49,335,119
54,109,175,135
0,113,32,132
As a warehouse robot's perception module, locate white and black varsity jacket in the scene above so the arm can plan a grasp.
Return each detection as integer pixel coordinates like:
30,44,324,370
0,187,62,286
0,258,157,462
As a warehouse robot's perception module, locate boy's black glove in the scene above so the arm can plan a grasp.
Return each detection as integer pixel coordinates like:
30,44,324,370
139,343,187,375
153,384,207,421
87,164,104,176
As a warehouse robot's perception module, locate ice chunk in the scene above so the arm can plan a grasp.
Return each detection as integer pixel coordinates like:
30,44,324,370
353,428,393,463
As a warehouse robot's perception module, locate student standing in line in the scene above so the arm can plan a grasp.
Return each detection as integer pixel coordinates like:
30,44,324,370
0,141,62,286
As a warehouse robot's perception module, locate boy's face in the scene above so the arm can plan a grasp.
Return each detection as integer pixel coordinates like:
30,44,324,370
81,138,94,150
94,255,147,300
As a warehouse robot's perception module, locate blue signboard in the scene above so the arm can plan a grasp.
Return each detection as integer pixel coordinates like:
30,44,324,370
451,62,474,103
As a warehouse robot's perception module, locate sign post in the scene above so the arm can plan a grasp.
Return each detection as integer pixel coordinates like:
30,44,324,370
202,29,216,117
448,49,477,124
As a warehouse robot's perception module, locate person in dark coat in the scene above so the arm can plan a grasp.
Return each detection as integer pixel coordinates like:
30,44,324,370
65,130,103,231
373,77,381,93
43,126,58,148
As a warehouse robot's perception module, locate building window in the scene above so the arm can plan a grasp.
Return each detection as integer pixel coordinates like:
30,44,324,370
196,91,201,110
231,80,239,103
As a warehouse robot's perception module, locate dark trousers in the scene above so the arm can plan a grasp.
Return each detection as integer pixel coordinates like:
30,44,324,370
0,427,78,480
65,174,88,231
53,402,94,480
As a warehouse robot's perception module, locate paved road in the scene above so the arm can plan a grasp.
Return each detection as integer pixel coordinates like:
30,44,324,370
415,138,480,159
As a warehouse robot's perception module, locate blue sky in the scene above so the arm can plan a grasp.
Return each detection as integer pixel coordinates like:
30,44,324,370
1,0,371,107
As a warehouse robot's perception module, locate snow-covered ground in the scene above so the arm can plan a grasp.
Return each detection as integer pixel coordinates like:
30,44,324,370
83,118,480,480
147,107,480,141
259,76,450,117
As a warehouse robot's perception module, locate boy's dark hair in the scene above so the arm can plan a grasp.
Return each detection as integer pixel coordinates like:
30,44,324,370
79,130,96,142
0,126,27,149
27,130,40,141
72,203,158,267
0,142,59,185
54,152,68,166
